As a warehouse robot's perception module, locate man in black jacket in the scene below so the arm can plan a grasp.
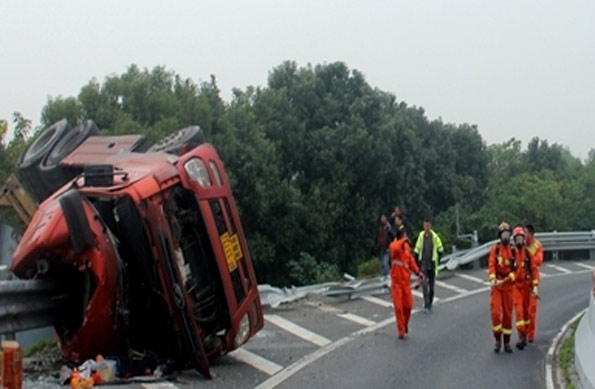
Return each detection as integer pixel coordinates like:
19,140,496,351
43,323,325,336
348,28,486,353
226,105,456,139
377,213,394,277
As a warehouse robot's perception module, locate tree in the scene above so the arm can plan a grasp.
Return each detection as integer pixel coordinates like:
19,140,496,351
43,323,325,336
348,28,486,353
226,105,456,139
41,96,84,127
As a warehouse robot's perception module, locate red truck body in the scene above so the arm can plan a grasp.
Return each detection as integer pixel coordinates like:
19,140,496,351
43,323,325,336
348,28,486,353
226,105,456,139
10,136,263,377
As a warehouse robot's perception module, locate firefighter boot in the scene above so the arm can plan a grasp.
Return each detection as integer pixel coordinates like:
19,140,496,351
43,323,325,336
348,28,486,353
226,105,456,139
516,333,526,350
493,333,502,353
504,335,513,353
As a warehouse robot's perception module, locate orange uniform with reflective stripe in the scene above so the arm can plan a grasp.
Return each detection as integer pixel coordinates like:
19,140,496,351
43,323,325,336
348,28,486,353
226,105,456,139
488,243,516,337
513,246,540,337
389,237,420,337
526,237,543,341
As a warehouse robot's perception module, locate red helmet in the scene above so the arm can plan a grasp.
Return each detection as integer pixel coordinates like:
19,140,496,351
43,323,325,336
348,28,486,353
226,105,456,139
513,226,525,237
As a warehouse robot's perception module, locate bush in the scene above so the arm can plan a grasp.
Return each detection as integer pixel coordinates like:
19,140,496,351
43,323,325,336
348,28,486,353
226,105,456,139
288,252,342,285
357,257,382,279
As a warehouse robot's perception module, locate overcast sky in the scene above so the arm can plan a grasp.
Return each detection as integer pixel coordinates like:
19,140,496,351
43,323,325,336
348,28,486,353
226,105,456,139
2,1,595,158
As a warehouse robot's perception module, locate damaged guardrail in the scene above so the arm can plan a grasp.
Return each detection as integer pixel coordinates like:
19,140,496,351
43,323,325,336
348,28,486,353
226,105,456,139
575,269,595,389
0,279,68,334
439,231,595,272
259,274,388,308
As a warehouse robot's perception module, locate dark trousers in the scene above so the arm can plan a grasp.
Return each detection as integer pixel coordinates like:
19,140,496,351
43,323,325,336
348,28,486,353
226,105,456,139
422,268,436,309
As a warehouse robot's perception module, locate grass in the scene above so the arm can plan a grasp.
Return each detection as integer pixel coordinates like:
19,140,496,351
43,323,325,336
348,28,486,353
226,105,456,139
23,339,57,358
559,319,581,389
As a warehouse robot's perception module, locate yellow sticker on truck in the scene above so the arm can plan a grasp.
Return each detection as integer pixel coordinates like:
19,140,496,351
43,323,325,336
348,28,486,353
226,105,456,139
230,233,243,261
220,232,237,272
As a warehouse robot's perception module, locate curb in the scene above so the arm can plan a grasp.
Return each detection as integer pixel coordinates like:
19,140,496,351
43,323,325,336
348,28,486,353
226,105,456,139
545,308,587,389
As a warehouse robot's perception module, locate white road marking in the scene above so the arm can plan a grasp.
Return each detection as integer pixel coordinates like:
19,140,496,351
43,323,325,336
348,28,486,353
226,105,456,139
412,289,441,302
455,273,491,286
360,295,393,308
337,313,376,327
545,309,587,389
254,315,396,389
265,314,331,347
257,270,592,389
435,280,469,294
546,264,572,274
229,347,283,376
304,301,376,327
142,383,178,389
574,262,594,270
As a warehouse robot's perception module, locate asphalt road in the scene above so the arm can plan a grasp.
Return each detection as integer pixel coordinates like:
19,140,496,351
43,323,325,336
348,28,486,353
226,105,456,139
275,271,592,389
25,261,593,388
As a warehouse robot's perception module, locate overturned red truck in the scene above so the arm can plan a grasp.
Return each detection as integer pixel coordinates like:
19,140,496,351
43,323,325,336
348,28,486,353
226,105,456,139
9,120,263,378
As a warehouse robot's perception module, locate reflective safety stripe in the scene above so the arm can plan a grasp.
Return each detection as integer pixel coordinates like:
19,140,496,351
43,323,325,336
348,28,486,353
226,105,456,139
516,320,525,327
533,279,539,285
391,260,405,267
492,324,502,332
502,328,513,335
489,273,496,280
509,273,516,281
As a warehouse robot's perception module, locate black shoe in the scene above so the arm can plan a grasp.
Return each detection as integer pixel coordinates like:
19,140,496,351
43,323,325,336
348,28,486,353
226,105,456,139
405,326,409,334
494,341,501,353
398,334,405,340
504,345,513,353
515,341,525,350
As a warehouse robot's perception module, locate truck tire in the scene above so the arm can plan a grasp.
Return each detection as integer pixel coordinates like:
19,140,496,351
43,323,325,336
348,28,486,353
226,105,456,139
148,126,205,155
39,120,100,196
16,119,71,202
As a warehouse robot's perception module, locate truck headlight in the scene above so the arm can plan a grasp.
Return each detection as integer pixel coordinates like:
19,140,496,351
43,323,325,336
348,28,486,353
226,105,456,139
184,158,211,187
234,313,250,348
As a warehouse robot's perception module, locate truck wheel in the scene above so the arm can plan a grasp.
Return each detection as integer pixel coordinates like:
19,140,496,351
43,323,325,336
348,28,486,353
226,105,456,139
16,119,71,202
148,126,205,155
39,120,100,196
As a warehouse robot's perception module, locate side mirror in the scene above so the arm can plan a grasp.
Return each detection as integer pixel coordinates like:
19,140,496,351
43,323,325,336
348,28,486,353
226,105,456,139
59,190,94,254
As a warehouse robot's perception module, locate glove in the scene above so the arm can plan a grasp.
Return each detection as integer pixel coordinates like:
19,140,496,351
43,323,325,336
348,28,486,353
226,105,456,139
418,272,425,281
532,286,539,297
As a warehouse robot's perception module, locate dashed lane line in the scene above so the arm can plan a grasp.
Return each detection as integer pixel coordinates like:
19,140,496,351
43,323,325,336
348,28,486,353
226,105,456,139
304,301,377,327
337,313,376,327
229,347,283,376
545,264,572,274
257,269,593,389
435,280,468,294
454,273,491,286
412,289,441,302
265,314,331,347
573,262,594,270
142,383,178,389
360,295,393,308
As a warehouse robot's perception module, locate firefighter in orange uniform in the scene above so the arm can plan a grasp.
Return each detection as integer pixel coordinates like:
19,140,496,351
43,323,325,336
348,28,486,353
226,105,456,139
511,226,540,350
524,224,543,343
389,228,423,339
489,222,516,353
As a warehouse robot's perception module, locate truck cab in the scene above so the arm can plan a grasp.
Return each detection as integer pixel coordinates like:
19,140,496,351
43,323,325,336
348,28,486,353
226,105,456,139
9,124,263,378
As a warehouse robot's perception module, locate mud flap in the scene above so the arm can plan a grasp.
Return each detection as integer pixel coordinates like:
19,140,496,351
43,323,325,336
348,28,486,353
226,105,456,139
59,189,94,254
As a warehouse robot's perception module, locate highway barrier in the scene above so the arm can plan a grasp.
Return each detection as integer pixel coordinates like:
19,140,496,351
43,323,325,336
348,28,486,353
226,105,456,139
440,231,595,271
575,269,595,389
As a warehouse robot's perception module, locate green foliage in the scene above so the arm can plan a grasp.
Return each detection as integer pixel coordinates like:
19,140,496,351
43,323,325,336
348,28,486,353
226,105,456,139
1,61,595,286
23,339,57,358
288,252,342,285
357,257,382,279
41,96,84,127
559,318,581,389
